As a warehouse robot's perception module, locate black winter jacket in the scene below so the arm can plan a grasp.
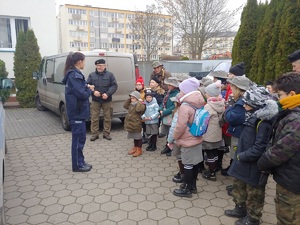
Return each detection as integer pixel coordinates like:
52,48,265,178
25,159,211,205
87,69,118,103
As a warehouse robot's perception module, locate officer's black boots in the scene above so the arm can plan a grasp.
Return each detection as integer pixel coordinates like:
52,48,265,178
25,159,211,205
225,203,247,218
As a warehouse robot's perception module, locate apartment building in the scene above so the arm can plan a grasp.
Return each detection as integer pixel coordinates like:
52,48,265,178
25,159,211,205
57,4,173,61
180,31,236,59
0,0,58,78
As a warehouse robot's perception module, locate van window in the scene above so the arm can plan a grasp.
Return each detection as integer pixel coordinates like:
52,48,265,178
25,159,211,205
107,57,134,82
54,57,66,83
46,59,54,83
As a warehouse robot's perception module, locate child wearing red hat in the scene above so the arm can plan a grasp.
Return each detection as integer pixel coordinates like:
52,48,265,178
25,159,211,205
135,76,147,143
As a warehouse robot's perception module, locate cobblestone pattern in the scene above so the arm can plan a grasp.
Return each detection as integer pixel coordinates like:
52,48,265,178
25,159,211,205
4,109,277,225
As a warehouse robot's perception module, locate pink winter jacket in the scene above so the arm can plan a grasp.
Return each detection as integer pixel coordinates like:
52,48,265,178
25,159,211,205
203,97,225,143
173,91,206,147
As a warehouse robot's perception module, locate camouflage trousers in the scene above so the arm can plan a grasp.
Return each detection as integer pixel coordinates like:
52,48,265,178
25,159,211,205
275,184,300,225
232,178,265,221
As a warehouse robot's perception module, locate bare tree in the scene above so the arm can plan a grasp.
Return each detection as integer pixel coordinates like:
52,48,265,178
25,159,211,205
157,0,241,59
130,4,171,61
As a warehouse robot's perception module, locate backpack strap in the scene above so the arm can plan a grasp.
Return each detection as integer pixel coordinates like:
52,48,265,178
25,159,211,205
182,102,199,110
256,119,263,133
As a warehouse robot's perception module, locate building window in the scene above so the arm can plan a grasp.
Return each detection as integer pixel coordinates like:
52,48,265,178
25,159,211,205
0,17,29,49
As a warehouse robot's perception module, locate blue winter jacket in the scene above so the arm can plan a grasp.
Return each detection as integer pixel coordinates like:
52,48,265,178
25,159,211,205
167,111,178,144
225,97,245,138
141,97,159,124
62,68,92,121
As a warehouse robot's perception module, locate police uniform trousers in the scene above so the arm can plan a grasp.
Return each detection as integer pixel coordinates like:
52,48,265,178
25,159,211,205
71,119,86,170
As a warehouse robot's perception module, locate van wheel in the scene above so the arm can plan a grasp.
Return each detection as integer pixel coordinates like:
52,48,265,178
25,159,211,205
60,104,71,131
35,94,46,111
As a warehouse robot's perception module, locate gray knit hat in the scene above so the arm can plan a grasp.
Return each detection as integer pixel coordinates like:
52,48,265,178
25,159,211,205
205,80,222,97
129,91,141,100
227,76,250,91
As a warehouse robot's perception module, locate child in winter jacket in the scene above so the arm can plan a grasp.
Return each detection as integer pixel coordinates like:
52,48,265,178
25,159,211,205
124,91,146,157
201,80,225,181
258,72,300,225
166,93,184,183
160,77,180,155
225,85,278,225
141,89,160,152
173,77,206,198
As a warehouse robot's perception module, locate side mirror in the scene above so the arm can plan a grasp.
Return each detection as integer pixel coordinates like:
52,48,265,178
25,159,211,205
33,71,39,80
1,78,13,89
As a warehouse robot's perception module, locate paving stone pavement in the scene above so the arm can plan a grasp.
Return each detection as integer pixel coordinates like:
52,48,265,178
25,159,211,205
4,108,277,225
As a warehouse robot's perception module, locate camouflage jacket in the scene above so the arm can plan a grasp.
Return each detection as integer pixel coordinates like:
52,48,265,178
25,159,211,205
258,106,300,194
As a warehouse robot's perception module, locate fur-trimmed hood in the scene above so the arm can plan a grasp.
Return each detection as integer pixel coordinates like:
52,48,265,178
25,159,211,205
254,99,278,121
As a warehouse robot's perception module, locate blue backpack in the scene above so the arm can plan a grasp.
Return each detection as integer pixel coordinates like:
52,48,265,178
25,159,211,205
183,103,210,137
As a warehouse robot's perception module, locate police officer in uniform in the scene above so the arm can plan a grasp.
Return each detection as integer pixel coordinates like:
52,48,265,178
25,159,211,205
62,52,94,172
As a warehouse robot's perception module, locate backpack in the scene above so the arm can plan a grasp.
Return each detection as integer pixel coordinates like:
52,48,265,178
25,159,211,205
183,103,210,137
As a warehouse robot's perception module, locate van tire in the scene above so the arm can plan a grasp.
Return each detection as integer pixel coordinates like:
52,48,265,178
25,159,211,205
60,104,71,131
35,94,46,111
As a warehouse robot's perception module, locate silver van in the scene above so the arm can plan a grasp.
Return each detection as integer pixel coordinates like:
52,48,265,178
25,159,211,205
33,50,138,130
0,77,13,225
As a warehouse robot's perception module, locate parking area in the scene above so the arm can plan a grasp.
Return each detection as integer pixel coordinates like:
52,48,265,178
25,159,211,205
4,108,277,225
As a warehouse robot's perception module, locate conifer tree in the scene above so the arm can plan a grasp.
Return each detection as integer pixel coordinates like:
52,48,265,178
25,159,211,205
274,0,300,77
14,29,41,107
264,0,286,82
0,59,10,102
231,0,260,76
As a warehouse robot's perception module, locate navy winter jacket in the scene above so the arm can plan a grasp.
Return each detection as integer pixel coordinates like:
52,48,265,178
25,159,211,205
228,116,273,186
225,97,245,138
62,68,92,121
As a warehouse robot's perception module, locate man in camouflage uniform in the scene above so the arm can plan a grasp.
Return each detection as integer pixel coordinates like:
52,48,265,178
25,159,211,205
150,61,171,91
258,72,300,225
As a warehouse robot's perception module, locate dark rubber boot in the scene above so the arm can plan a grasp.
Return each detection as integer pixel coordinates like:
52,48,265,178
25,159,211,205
224,204,247,218
146,141,153,151
173,182,192,198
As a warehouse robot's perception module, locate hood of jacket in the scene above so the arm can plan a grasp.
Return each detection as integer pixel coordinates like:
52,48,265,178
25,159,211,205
255,99,278,121
206,96,225,114
145,96,158,106
180,91,205,108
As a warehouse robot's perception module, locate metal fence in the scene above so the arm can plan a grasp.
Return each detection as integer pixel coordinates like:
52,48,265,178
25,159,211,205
138,59,232,85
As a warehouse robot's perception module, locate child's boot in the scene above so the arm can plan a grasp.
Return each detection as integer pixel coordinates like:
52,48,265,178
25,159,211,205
128,147,137,155
132,147,142,157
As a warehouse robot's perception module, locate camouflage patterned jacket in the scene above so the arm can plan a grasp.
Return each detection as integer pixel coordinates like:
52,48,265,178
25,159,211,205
258,106,300,194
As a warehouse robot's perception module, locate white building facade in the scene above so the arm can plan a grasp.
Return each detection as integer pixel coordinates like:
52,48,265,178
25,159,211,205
0,0,58,78
57,5,173,61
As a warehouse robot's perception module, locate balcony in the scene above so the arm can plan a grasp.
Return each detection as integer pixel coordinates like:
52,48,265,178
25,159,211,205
76,26,85,31
72,14,81,20
73,37,82,42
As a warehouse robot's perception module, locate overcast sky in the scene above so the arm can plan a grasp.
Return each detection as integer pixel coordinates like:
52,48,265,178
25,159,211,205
55,0,267,27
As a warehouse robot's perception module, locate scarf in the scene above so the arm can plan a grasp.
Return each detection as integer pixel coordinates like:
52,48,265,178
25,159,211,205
279,94,300,110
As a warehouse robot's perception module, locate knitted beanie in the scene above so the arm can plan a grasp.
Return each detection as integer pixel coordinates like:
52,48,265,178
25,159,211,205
243,85,270,109
129,91,141,100
136,76,144,88
179,77,200,94
205,80,222,97
229,62,245,76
